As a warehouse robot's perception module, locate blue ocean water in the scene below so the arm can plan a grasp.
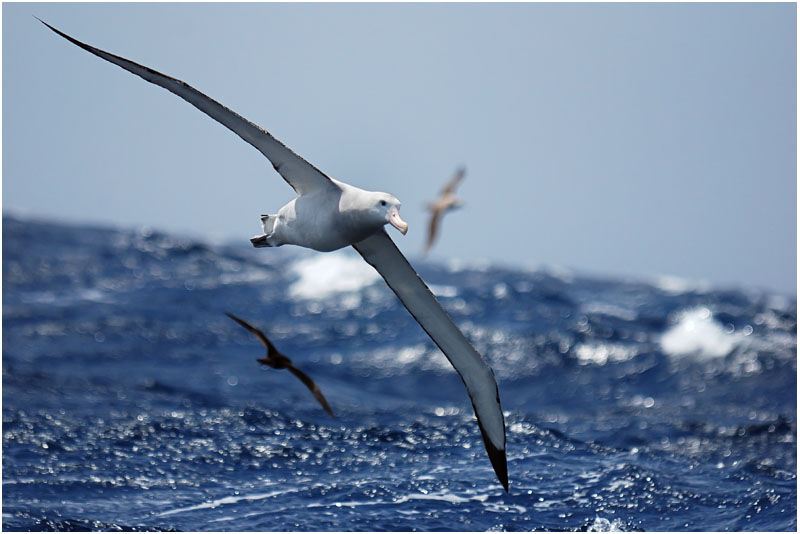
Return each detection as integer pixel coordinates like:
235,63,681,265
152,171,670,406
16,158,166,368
2,214,796,531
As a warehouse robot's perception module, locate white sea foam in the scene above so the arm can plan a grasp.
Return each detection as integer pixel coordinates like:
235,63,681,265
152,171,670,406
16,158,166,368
207,515,237,524
429,284,458,298
301,489,524,515
575,342,640,365
389,490,523,514
288,251,380,300
445,257,492,273
659,307,742,358
539,264,575,284
654,274,710,295
586,516,628,531
218,268,273,286
581,302,638,322
157,490,284,516
393,490,487,505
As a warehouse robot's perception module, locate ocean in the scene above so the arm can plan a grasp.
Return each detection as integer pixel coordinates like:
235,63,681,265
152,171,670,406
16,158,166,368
2,215,796,531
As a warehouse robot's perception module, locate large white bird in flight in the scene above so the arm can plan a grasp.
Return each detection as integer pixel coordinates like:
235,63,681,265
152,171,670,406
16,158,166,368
40,19,508,492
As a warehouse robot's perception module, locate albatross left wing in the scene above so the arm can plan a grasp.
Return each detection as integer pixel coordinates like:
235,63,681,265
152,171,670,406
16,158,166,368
352,230,508,491
424,207,444,255
38,19,334,197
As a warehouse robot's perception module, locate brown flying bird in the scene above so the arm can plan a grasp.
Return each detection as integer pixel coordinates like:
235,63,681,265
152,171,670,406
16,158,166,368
226,312,334,417
424,167,466,255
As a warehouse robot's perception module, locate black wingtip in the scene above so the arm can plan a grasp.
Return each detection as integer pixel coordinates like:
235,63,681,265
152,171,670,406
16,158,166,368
477,419,509,492
486,438,509,493
224,311,242,326
225,311,251,332
35,17,66,42
36,17,98,58
35,17,65,38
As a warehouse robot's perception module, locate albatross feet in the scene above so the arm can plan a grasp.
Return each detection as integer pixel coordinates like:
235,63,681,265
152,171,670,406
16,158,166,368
250,234,271,248
251,214,278,247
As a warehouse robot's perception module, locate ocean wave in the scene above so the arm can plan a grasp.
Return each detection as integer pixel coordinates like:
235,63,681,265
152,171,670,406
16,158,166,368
3,216,795,531
158,488,285,517
659,307,744,358
654,274,711,295
585,516,631,531
288,251,380,300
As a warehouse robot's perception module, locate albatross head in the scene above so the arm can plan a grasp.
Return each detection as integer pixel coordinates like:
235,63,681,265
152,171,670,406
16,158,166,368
370,192,408,235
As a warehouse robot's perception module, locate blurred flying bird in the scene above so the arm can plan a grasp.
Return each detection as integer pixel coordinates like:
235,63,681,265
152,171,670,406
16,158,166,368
226,312,335,417
424,167,466,255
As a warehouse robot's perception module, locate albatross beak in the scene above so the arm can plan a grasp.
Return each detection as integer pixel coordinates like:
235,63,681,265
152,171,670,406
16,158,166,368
388,208,409,235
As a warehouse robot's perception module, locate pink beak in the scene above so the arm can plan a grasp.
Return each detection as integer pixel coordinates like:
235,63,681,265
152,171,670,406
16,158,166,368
388,207,409,235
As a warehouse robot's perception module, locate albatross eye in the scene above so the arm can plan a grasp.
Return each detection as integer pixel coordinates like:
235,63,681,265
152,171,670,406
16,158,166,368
380,200,387,206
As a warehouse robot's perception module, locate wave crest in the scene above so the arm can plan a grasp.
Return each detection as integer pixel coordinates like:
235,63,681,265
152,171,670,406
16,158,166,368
288,251,380,300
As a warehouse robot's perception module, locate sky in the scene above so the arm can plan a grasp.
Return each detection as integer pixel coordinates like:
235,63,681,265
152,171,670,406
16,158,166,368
3,3,796,294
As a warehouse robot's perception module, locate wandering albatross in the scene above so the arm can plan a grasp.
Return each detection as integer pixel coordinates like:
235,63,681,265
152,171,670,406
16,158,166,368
40,20,508,492
425,166,466,255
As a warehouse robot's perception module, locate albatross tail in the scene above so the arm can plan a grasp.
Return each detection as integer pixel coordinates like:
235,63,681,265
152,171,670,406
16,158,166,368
251,214,277,248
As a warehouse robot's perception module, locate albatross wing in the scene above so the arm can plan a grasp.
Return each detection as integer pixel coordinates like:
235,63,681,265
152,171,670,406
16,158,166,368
353,229,508,491
38,19,334,197
424,207,444,255
441,166,466,196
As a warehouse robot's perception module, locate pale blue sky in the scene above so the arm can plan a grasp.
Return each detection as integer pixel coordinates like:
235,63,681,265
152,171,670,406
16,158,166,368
3,3,796,294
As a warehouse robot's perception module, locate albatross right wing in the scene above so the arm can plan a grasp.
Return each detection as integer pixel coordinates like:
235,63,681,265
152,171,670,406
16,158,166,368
441,166,466,196
38,19,334,197
352,229,508,491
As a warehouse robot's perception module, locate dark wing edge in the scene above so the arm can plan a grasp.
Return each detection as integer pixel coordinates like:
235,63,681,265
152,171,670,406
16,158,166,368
287,365,336,417
225,312,280,357
225,313,334,417
37,18,335,196
353,229,508,492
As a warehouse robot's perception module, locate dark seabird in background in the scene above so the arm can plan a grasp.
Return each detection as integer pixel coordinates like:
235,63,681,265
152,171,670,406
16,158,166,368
226,312,335,417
